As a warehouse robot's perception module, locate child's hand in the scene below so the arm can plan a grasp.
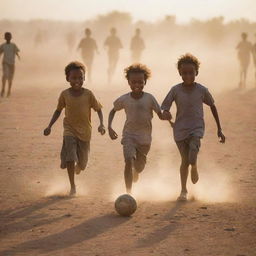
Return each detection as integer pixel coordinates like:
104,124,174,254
44,127,51,136
98,124,106,135
108,127,118,140
162,110,172,120
218,130,225,143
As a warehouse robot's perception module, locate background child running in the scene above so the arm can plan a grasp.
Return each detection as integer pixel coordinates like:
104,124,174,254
44,61,105,196
108,63,162,194
0,32,20,97
161,53,225,201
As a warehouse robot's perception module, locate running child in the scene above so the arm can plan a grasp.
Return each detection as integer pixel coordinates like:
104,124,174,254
108,63,162,194
0,32,20,97
44,61,105,196
161,53,225,201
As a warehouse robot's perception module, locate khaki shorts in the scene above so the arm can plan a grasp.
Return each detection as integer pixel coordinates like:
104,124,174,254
60,136,90,170
122,137,151,173
2,63,15,80
176,136,201,165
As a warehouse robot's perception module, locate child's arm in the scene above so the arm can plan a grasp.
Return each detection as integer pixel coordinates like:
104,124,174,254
43,110,62,136
97,109,105,135
108,108,118,140
210,105,226,143
161,89,174,120
16,52,20,60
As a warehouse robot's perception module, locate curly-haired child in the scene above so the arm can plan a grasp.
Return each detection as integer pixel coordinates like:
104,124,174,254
44,61,105,196
108,63,163,194
161,53,225,201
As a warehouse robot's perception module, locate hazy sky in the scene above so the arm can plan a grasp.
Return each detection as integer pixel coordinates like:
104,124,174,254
1,0,255,23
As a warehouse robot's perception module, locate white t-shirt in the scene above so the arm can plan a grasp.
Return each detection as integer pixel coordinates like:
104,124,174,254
113,92,161,145
0,42,19,65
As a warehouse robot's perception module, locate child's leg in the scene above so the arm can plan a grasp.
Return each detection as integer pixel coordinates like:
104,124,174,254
124,158,133,194
134,145,151,173
60,136,79,195
76,140,90,174
123,142,136,193
1,63,8,97
6,64,14,97
1,76,6,97
66,161,76,195
176,140,189,193
188,136,201,184
7,78,13,97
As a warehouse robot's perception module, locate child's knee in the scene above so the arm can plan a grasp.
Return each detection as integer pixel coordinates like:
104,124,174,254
66,161,75,170
134,160,146,173
125,157,134,167
181,160,189,169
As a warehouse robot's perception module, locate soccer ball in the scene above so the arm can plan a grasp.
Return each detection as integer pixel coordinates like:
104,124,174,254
115,194,137,217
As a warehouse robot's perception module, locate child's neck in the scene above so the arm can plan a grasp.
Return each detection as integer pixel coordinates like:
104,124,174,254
182,82,196,87
6,40,11,44
69,87,84,96
131,91,144,99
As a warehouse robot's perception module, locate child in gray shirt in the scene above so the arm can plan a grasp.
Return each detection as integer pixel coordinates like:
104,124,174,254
161,53,225,201
108,64,162,194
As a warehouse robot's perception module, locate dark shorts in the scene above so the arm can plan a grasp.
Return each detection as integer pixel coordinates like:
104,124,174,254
176,136,201,165
122,137,151,173
60,136,90,170
2,63,15,80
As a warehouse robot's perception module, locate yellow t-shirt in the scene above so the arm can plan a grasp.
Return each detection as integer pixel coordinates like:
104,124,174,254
56,88,102,142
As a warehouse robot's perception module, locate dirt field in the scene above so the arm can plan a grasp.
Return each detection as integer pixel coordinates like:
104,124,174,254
0,75,256,256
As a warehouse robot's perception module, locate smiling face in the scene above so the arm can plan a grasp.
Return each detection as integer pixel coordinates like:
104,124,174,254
128,72,146,94
67,68,85,91
179,63,198,85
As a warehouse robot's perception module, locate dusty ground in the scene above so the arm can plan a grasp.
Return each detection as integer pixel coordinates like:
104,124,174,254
0,79,256,256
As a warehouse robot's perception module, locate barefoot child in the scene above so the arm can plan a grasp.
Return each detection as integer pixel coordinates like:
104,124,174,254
0,32,20,97
108,63,162,194
44,61,105,196
161,54,225,201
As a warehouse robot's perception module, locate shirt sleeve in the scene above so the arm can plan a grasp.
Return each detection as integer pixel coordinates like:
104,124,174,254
113,96,124,111
203,88,215,106
56,92,65,111
161,88,175,111
151,95,161,114
14,44,20,53
90,91,102,111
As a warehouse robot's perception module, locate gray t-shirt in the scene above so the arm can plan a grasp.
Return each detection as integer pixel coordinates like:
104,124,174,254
161,83,215,142
0,42,19,65
113,92,161,145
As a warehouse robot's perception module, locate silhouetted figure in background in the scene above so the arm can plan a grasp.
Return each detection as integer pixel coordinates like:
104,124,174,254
130,28,145,62
0,32,20,97
236,32,252,88
104,28,123,83
252,33,256,86
78,28,99,83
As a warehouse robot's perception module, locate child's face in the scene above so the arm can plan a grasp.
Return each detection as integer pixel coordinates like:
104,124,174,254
179,64,197,85
67,68,85,90
128,72,145,93
5,33,12,42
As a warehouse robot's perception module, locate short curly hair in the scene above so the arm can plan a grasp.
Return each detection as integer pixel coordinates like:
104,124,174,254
65,61,86,79
124,63,151,81
177,53,200,74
